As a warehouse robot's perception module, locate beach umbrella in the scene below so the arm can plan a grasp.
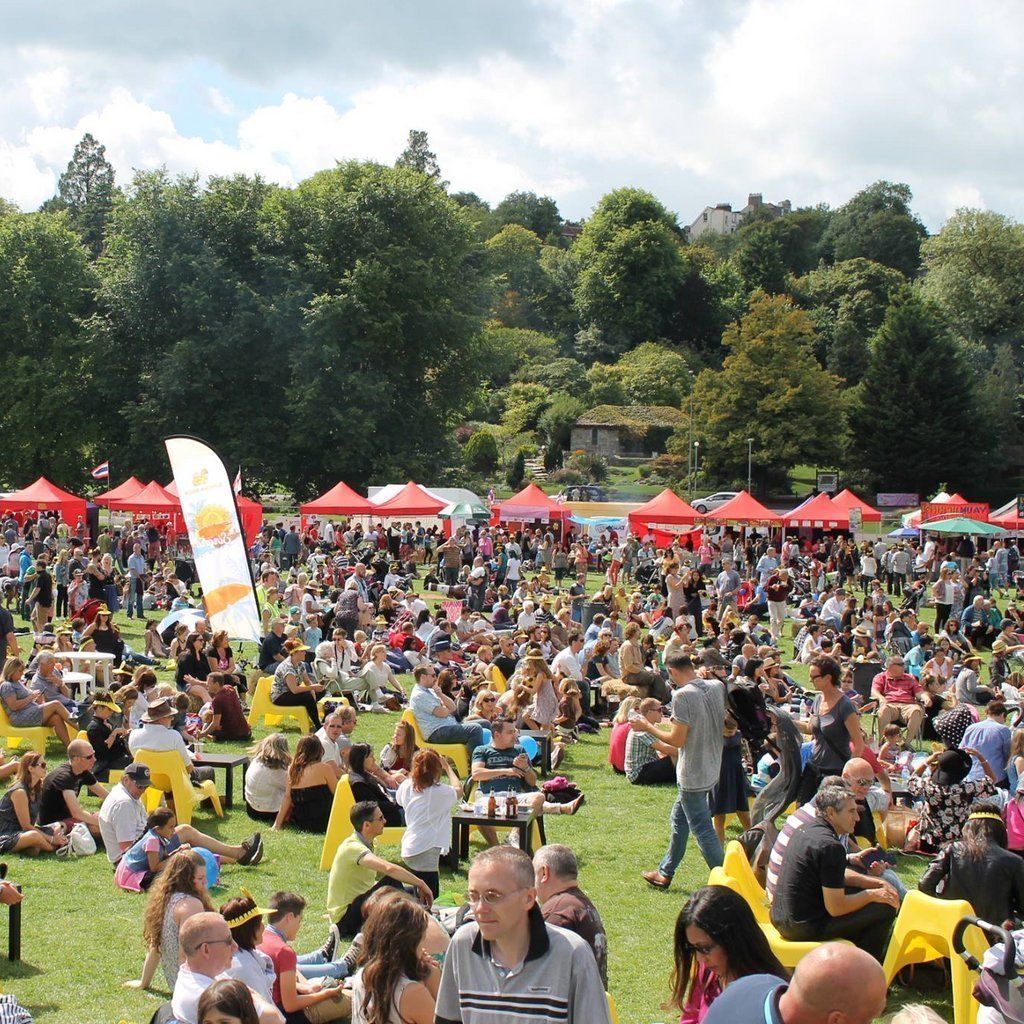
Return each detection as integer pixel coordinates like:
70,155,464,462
921,517,1006,536
887,527,920,538
157,607,205,634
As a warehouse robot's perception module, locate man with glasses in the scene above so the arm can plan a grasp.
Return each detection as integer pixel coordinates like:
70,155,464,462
326,800,433,937
37,738,108,839
871,655,926,743
637,652,727,889
171,911,283,1024
435,846,610,1024
408,663,484,758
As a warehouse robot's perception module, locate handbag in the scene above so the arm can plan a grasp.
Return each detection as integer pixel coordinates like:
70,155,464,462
56,821,97,857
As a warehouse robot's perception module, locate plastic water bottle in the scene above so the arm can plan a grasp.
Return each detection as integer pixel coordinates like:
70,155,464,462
901,764,911,786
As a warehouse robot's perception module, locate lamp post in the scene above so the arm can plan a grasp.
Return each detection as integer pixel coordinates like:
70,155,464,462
692,440,700,499
747,438,754,494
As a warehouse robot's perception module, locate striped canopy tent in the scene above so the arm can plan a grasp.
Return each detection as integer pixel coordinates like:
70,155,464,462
831,488,882,524
782,491,848,529
94,476,145,505
0,476,87,522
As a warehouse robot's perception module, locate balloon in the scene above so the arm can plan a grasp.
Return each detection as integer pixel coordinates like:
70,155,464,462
196,846,221,888
481,728,492,746
520,736,539,761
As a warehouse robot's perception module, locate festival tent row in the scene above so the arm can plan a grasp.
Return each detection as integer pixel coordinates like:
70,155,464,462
0,476,87,523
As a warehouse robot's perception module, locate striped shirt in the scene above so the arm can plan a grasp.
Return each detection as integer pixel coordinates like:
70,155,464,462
435,906,610,1024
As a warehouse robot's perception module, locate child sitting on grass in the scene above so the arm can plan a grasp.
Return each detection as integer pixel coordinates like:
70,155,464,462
879,723,912,772
115,808,184,892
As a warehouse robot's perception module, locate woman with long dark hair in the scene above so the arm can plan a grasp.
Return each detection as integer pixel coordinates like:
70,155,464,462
198,978,260,1024
668,885,788,1023
348,743,404,827
272,734,336,833
351,896,439,1024
919,801,1024,925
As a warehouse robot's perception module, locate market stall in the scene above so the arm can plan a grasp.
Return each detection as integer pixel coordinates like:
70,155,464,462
0,476,87,526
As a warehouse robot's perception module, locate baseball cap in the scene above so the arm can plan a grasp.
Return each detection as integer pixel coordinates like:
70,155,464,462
123,763,152,786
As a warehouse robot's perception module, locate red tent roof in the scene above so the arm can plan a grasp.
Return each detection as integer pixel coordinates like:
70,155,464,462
165,480,179,497
992,508,1024,530
0,477,87,518
703,490,781,524
109,480,180,513
94,476,145,505
627,488,702,527
494,482,571,521
300,481,375,516
372,481,446,518
783,491,847,528
831,488,882,523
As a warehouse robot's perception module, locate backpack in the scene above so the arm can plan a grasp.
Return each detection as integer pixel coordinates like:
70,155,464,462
726,681,772,749
1006,797,1024,852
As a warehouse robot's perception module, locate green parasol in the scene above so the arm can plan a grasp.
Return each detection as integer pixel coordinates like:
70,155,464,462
920,517,1007,536
438,501,491,520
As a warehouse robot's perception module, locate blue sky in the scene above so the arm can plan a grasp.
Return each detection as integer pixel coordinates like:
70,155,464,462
2,0,1023,229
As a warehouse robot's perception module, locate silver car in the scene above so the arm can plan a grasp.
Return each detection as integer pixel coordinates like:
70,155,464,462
691,491,739,515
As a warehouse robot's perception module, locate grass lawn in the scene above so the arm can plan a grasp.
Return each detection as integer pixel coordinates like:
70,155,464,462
0,594,957,1023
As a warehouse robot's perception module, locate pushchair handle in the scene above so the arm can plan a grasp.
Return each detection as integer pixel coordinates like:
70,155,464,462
953,915,1017,975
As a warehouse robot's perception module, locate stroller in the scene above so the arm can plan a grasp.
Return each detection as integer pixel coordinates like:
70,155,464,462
954,916,1024,1023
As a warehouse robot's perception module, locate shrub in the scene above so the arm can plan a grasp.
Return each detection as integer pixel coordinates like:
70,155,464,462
463,430,500,473
506,447,528,490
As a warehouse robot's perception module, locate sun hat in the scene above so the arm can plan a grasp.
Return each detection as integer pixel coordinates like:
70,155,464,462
140,697,176,722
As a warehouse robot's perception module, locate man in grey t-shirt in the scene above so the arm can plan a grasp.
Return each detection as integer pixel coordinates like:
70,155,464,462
634,651,726,887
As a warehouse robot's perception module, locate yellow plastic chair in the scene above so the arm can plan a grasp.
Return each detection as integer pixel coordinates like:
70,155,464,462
721,841,770,922
247,677,313,734
317,694,350,718
401,709,470,777
490,666,508,694
606,992,619,1024
132,748,224,826
0,704,56,754
319,773,405,870
882,890,986,1024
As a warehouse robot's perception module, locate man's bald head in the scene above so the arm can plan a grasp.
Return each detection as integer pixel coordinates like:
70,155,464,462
66,738,92,760
780,943,887,1024
841,758,874,784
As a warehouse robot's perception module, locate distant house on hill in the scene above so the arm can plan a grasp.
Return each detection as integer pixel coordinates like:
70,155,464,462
688,192,792,241
570,405,685,460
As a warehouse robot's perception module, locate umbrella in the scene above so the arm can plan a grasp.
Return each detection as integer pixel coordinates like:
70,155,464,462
438,501,491,520
887,527,920,538
920,517,1007,537
157,607,205,635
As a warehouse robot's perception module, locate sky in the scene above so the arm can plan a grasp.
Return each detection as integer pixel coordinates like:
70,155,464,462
2,0,1023,230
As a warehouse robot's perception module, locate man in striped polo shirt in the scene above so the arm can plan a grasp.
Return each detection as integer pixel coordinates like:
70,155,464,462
435,846,610,1024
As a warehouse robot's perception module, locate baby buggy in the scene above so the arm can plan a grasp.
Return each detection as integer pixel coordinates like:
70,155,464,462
954,916,1024,1023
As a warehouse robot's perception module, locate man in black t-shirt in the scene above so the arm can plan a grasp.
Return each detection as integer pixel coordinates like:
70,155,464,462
770,787,897,962
491,634,519,682
0,606,17,659
38,740,108,837
258,618,288,671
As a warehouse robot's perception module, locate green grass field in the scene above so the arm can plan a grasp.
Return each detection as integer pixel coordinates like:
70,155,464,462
0,595,956,1023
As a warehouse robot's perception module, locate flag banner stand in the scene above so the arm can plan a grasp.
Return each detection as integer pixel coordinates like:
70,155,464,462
165,436,261,642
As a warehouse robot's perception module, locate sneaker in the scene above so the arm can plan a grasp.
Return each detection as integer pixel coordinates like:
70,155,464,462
369,702,389,714
318,921,341,963
238,832,262,866
249,833,265,866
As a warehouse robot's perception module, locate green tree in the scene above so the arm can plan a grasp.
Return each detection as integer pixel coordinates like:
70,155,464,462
538,394,585,458
500,382,551,434
733,221,788,294
533,245,580,345
981,342,1022,470
575,187,680,255
920,208,1024,346
513,357,589,399
574,219,687,359
494,191,563,242
463,430,500,474
849,288,987,494
475,324,560,388
793,258,905,382
395,129,444,182
0,212,97,485
616,342,692,406
484,223,544,326
820,180,926,277
585,364,626,405
690,293,845,486
507,447,527,489
44,133,115,256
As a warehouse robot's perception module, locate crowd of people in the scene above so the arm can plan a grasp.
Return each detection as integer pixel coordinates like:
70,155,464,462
3,505,1024,1022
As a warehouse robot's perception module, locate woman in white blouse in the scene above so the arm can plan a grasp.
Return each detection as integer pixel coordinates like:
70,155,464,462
394,749,460,897
244,733,291,823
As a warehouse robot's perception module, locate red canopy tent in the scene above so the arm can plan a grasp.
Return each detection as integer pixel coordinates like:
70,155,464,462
300,481,375,517
992,508,1024,531
702,490,781,525
109,480,183,531
782,491,848,529
491,482,571,525
627,488,703,534
831,488,882,523
372,481,447,518
0,477,87,523
94,476,145,505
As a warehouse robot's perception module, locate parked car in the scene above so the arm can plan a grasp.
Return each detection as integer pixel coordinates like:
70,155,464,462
559,484,607,502
692,490,739,515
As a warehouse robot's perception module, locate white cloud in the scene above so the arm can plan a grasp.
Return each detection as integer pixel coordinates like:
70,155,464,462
2,1,1024,227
